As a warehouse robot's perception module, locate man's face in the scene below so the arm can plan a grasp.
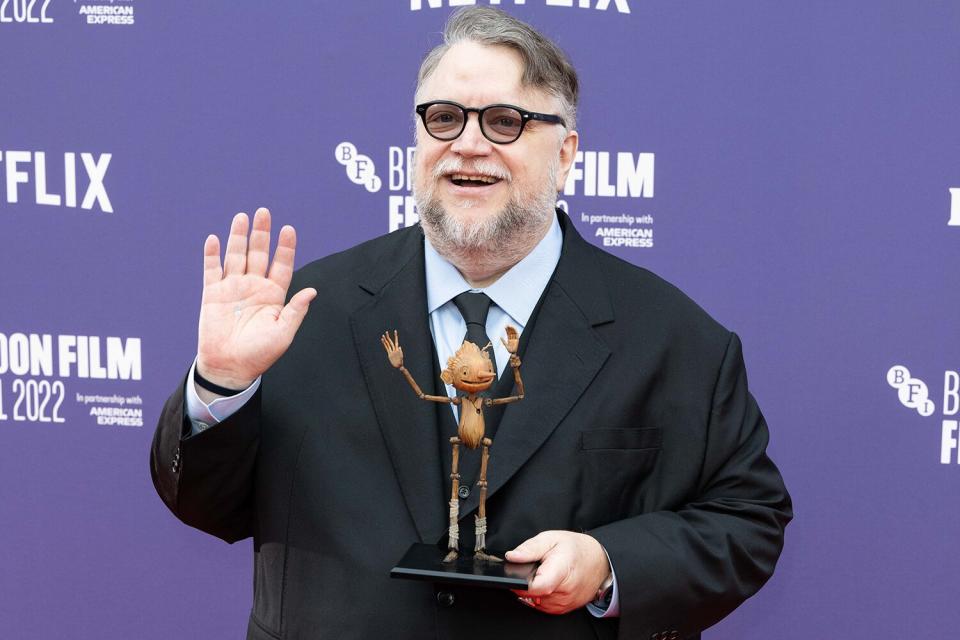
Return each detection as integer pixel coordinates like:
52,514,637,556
413,41,578,252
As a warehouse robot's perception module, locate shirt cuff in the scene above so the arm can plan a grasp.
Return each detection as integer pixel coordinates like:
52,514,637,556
585,546,620,618
184,359,261,436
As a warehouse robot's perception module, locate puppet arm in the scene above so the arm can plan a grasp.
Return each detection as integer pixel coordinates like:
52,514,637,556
399,365,455,403
487,353,525,406
382,330,453,403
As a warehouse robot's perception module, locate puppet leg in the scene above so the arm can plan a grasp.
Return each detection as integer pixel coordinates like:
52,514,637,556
443,437,461,564
474,437,502,562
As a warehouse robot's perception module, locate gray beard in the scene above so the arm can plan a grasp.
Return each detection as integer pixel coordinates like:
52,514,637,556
414,165,559,265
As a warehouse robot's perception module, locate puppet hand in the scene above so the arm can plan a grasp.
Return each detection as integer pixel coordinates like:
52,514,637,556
380,330,405,368
501,325,520,354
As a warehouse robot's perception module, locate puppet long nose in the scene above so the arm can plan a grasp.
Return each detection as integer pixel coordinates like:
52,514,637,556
478,371,496,382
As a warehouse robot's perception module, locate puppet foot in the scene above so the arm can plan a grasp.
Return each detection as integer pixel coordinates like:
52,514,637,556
442,500,460,564
443,549,459,564
473,516,502,562
473,550,502,563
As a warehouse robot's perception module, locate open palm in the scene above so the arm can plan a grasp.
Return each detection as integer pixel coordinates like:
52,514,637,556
196,208,317,389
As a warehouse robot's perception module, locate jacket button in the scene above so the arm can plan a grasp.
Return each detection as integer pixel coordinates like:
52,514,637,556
458,485,470,500
436,591,455,608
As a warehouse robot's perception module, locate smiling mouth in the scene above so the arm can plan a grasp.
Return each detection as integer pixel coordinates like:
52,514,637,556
448,174,502,188
461,371,496,385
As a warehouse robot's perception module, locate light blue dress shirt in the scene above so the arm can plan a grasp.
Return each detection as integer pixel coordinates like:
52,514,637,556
424,214,560,415
184,213,618,617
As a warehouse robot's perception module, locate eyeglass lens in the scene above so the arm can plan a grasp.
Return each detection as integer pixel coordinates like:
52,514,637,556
423,103,523,143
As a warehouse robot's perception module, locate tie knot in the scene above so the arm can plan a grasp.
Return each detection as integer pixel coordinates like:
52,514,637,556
453,292,493,326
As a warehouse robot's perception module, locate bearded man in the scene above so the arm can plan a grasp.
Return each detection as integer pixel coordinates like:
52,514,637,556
151,7,790,640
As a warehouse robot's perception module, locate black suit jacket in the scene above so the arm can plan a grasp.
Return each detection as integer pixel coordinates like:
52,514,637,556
151,212,791,640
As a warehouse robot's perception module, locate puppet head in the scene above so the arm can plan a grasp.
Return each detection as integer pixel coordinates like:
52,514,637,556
440,340,496,394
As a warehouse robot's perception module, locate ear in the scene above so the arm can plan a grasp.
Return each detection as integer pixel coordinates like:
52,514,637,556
440,369,453,385
555,128,579,192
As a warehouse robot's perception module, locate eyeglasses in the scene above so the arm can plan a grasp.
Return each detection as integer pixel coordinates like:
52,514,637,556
416,100,566,144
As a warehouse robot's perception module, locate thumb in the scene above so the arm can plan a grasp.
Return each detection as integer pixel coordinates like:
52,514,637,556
506,531,558,563
278,287,317,332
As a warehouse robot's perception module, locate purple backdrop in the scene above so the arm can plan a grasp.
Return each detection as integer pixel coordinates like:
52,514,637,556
1,1,958,637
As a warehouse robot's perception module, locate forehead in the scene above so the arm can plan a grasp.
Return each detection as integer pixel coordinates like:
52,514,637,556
420,41,549,109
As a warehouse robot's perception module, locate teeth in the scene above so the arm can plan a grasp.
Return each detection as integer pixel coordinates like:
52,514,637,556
451,174,498,184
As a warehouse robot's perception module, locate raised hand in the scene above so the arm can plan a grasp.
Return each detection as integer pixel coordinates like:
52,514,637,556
381,330,404,368
501,325,520,354
196,208,317,390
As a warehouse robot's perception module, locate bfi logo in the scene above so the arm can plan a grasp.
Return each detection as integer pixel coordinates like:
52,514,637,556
335,142,382,193
887,365,960,464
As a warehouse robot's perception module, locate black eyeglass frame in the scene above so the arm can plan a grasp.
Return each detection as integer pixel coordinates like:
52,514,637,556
415,100,566,144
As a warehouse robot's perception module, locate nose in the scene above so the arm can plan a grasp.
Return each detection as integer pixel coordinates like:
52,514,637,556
450,113,493,156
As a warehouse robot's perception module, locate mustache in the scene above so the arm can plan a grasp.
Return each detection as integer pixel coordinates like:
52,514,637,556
430,157,512,182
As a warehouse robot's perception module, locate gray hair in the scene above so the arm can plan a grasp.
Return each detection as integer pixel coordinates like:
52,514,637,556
415,7,579,132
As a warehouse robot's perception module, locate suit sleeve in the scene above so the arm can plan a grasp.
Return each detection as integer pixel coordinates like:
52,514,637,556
150,375,262,543
589,332,792,639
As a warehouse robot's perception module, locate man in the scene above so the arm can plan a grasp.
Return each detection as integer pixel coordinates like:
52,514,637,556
151,8,790,640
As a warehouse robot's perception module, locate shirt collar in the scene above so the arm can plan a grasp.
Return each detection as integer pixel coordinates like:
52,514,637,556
424,212,563,325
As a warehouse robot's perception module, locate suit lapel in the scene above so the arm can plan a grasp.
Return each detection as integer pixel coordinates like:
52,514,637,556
456,213,614,521
350,230,447,544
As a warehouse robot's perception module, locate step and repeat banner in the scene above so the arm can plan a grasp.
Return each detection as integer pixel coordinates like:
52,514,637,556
1,1,957,638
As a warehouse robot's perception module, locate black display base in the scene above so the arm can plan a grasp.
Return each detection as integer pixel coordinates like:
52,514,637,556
390,543,539,589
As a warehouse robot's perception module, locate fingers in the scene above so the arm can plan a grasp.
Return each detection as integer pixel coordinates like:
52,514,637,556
215,209,298,285
219,209,293,284
380,331,399,351
513,593,568,616
246,207,272,278
523,553,567,596
202,234,222,286
507,532,568,597
268,224,298,291
508,531,608,615
222,212,250,276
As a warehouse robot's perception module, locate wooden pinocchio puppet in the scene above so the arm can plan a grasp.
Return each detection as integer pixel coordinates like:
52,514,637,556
381,327,525,563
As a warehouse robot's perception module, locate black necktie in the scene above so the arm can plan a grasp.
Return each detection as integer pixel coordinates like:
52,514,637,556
452,292,497,377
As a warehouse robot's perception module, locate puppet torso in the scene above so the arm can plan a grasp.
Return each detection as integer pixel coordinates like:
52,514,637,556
458,395,485,449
